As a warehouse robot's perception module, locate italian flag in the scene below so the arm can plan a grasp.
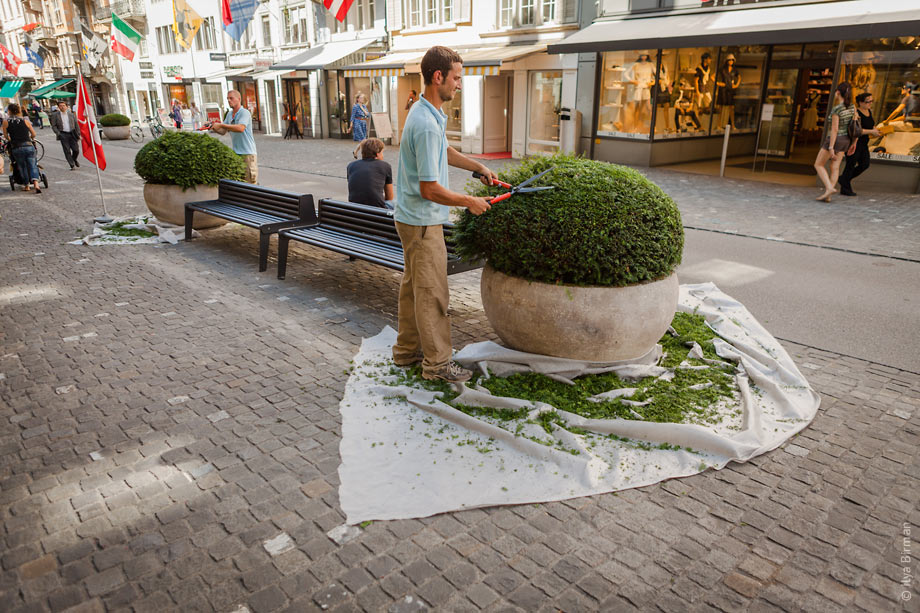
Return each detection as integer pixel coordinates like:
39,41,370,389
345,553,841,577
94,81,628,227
110,13,142,61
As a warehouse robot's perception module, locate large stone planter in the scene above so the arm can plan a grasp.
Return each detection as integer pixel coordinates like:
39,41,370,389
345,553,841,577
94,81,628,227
143,183,227,229
101,125,130,140
480,264,679,362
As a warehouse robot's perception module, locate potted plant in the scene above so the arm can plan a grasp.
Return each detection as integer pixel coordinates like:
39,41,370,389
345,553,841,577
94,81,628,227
134,131,245,229
454,153,684,361
98,113,131,140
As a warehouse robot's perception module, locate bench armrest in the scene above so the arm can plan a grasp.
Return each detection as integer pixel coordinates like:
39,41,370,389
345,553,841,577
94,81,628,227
260,219,318,234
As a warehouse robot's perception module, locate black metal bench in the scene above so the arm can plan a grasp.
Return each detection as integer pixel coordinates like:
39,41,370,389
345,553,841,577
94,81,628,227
276,199,480,279
185,180,316,272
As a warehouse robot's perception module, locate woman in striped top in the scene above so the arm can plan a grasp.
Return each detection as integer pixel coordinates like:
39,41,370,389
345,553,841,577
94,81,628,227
813,81,855,202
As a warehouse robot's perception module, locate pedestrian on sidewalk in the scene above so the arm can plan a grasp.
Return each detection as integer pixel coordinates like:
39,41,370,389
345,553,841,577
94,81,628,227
171,99,184,130
190,101,202,130
813,81,855,202
209,90,258,184
839,92,881,197
350,93,369,142
49,100,80,170
29,99,43,129
2,103,43,193
347,138,394,209
392,45,496,383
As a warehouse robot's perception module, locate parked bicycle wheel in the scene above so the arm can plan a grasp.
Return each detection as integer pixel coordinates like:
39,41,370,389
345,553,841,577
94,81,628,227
33,140,44,162
130,125,145,143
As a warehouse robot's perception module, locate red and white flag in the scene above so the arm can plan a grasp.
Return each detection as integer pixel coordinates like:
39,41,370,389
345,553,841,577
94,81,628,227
0,43,22,76
323,0,355,22
76,74,106,170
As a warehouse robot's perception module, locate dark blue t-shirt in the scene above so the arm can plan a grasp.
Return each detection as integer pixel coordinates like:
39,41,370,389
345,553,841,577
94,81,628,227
347,158,392,209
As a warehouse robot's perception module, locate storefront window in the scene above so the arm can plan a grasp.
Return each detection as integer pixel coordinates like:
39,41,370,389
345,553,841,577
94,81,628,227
711,46,766,135
528,71,562,153
653,47,717,139
201,84,222,106
597,50,657,139
841,38,920,164
443,87,462,136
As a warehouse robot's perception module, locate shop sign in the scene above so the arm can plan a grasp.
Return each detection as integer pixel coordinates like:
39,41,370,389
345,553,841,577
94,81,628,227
140,70,154,79
139,61,153,70
210,52,227,62
760,104,774,122
163,65,183,80
252,58,272,71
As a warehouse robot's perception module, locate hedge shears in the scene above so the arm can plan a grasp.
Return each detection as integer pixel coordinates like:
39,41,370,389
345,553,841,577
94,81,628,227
473,166,555,204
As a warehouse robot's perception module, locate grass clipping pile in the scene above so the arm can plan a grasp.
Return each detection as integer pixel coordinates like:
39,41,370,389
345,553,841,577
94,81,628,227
337,284,820,524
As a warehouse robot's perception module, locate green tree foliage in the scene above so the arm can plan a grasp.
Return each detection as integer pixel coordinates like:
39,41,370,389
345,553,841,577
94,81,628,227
98,113,131,127
454,153,684,287
134,131,245,190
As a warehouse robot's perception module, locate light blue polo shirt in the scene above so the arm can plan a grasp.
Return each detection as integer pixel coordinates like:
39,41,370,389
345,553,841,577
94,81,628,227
395,94,450,226
224,106,256,156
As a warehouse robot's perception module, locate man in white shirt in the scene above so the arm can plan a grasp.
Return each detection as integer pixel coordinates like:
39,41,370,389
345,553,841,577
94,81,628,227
50,100,80,170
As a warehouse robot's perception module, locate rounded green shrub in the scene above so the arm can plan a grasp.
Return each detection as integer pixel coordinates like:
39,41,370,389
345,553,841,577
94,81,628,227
134,131,245,190
98,113,131,127
454,153,684,287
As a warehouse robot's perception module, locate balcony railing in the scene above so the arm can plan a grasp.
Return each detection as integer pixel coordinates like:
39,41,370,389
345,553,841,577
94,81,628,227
94,0,146,22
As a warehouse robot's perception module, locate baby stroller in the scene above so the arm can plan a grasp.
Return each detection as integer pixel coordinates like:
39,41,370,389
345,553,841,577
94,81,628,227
2,138,48,191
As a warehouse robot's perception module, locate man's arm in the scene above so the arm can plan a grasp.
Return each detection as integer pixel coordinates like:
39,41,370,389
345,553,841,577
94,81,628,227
419,181,491,215
446,146,497,187
210,122,245,133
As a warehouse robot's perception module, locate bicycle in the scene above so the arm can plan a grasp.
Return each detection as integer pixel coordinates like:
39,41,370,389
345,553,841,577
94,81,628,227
146,115,166,139
130,120,145,143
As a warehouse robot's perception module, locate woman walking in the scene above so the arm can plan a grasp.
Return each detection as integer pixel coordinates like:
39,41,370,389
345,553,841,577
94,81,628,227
171,99,183,130
350,93,369,142
190,101,202,130
813,82,855,202
2,103,43,193
839,92,881,197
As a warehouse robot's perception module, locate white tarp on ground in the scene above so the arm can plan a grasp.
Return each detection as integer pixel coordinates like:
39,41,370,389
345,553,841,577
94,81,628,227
68,215,199,246
338,283,820,524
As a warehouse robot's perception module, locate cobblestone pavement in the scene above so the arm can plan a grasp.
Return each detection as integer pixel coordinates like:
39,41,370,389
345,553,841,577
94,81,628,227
1,138,918,613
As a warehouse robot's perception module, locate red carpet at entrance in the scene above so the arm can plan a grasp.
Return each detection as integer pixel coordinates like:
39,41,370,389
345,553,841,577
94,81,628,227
468,151,512,160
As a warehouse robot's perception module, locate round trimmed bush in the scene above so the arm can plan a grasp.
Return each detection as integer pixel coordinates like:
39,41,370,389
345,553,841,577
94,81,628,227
98,113,131,127
454,153,684,287
134,131,245,190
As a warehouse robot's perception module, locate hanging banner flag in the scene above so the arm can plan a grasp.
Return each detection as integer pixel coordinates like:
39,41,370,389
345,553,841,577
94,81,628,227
76,73,106,170
22,33,45,69
221,0,233,27
222,0,258,42
324,0,356,22
110,13,143,61
172,0,203,50
0,43,23,77
81,22,108,67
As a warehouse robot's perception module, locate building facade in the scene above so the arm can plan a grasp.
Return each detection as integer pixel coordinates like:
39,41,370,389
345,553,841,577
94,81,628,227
553,0,920,192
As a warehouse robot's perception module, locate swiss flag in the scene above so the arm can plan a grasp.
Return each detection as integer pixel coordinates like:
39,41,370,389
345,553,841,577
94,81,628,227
323,0,355,22
0,43,22,76
76,74,106,170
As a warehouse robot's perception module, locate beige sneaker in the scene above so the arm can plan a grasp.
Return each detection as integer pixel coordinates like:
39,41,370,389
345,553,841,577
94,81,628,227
422,362,472,383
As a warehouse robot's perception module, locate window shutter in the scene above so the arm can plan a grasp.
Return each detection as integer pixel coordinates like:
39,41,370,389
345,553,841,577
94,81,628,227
459,0,471,23
388,0,403,30
562,0,576,23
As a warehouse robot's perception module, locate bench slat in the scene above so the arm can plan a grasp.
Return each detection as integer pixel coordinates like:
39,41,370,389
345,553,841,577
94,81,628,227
190,202,290,224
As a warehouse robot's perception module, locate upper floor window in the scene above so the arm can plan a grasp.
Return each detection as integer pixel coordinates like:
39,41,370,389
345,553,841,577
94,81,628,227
261,15,272,47
156,25,178,54
194,17,217,51
404,0,454,28
499,0,574,28
229,22,255,51
283,5,309,45
346,0,377,31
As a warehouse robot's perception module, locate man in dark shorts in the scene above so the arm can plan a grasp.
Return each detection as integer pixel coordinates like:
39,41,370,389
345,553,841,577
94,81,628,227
347,138,394,209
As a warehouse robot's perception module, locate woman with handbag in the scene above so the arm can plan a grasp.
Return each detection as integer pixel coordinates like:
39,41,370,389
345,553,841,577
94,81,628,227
350,93,369,142
813,82,856,203
839,92,881,197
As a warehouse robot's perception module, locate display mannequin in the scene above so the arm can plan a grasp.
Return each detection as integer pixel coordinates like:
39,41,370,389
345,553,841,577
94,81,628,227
624,53,655,132
656,63,673,132
882,82,919,125
715,54,741,129
674,96,702,133
694,52,713,113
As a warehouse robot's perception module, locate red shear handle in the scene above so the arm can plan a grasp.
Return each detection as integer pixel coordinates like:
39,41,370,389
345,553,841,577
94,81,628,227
489,191,513,204
473,171,512,189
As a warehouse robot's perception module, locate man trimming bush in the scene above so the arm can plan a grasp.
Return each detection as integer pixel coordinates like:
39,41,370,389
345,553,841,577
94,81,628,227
209,90,257,183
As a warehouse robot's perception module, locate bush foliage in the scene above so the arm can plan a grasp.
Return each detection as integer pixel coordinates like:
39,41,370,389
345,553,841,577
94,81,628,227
98,113,131,127
454,153,684,287
134,131,245,189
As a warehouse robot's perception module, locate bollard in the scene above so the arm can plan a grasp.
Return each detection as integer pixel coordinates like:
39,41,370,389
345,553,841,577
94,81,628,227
720,124,731,178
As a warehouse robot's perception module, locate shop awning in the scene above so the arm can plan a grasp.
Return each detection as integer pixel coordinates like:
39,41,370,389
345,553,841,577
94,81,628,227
341,51,424,77
0,80,24,98
29,78,73,98
548,0,920,54
203,67,253,83
405,44,547,76
43,90,76,99
270,38,375,71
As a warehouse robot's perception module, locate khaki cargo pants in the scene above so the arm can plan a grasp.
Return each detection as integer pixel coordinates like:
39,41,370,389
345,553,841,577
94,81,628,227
240,154,258,184
393,222,452,373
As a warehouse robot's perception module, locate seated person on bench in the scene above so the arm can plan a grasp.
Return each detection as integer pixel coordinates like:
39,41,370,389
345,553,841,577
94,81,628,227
347,138,394,209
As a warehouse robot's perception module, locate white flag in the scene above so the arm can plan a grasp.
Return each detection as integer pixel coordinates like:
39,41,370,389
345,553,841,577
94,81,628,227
81,22,108,68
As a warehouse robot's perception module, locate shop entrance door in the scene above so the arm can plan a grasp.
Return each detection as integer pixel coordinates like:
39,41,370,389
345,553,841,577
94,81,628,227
483,75,511,153
758,56,834,163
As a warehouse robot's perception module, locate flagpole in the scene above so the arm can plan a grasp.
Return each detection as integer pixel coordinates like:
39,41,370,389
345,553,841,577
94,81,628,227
76,56,112,224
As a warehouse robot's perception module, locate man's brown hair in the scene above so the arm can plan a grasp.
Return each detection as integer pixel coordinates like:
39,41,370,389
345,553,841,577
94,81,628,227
421,46,462,86
360,138,385,160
